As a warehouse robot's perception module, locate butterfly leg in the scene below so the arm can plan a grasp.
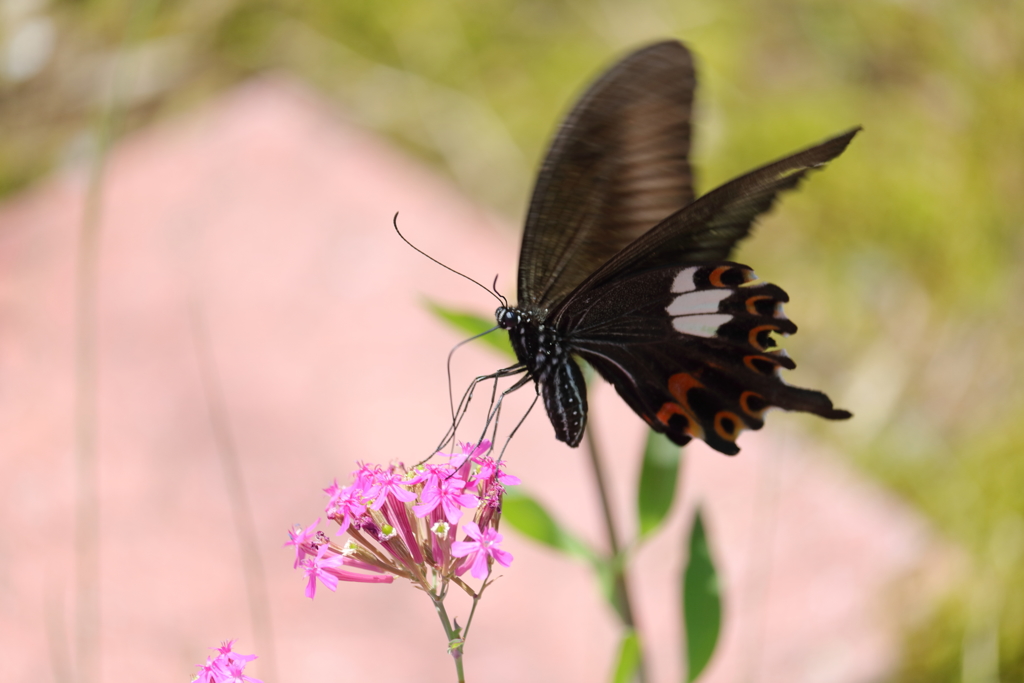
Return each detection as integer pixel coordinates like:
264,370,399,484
432,364,526,457
475,371,535,454
496,393,540,462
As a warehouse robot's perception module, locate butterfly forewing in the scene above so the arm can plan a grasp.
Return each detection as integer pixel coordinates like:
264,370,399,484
552,128,861,316
518,41,697,310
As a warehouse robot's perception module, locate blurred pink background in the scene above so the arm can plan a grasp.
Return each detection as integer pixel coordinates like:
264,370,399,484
0,77,947,682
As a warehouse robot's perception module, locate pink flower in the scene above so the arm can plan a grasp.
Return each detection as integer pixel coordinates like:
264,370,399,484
326,483,369,535
414,475,479,524
471,456,520,492
193,655,222,683
291,450,515,598
301,543,348,599
218,657,263,683
445,440,491,470
368,467,417,510
404,462,449,487
192,641,261,683
283,519,320,568
297,540,393,596
451,522,513,579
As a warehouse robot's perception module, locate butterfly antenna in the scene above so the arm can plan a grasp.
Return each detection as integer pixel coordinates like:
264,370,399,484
393,213,503,304
491,274,508,308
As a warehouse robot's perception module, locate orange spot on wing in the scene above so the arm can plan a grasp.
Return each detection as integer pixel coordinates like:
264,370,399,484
656,402,683,425
656,372,707,440
745,295,772,315
713,411,743,441
656,402,705,441
739,391,768,419
748,324,778,351
744,355,780,376
708,266,731,288
667,372,703,399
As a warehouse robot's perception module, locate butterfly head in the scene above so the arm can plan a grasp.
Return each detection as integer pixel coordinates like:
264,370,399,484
495,306,520,331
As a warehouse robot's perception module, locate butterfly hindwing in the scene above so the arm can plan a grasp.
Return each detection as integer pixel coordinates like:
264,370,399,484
557,263,849,454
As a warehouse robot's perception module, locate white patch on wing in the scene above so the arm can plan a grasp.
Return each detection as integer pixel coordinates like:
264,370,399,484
671,313,732,337
670,267,700,293
666,289,731,316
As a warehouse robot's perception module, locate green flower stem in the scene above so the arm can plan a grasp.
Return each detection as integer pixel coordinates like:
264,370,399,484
433,594,466,683
460,567,492,640
585,425,647,683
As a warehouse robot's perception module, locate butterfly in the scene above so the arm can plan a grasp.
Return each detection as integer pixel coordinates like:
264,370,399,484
493,40,856,455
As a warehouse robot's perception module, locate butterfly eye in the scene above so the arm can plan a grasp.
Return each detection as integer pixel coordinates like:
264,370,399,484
495,307,516,329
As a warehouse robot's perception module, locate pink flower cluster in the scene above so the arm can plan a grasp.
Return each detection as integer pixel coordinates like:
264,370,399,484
192,640,261,683
286,441,518,598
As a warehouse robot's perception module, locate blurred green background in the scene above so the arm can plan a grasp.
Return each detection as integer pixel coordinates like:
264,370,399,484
2,0,1021,679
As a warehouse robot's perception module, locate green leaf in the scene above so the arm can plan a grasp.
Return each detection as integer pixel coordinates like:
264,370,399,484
609,629,642,683
683,508,721,682
501,488,596,565
637,430,683,538
423,299,515,359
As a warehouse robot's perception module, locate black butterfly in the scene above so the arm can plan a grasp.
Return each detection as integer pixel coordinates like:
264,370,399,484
494,40,856,455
